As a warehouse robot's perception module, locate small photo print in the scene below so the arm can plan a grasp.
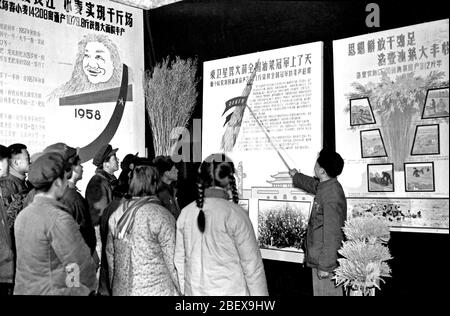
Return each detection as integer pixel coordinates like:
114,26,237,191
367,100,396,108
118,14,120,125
350,97,376,126
422,87,449,119
367,163,394,192
360,129,387,158
404,162,435,192
411,124,440,155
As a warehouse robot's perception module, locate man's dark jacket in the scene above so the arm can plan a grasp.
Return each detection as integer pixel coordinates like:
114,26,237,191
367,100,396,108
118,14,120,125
293,173,347,272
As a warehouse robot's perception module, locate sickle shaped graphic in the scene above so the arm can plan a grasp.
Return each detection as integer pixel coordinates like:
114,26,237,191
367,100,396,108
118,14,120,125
78,64,129,163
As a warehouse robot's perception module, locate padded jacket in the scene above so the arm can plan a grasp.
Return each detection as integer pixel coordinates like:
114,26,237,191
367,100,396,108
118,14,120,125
174,187,268,296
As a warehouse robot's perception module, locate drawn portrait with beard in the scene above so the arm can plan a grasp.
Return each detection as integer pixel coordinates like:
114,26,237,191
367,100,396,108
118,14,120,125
48,33,131,100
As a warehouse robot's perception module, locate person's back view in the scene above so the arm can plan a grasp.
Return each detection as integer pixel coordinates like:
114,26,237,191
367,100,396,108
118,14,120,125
174,153,268,296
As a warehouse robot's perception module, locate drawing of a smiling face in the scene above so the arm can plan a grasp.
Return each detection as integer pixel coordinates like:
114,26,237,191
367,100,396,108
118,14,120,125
82,41,114,84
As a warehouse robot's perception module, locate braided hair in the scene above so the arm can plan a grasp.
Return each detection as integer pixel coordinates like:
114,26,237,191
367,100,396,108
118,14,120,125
196,153,239,233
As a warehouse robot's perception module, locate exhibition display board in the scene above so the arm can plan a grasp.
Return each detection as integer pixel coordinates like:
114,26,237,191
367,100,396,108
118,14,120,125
334,19,449,233
0,0,145,192
202,42,323,262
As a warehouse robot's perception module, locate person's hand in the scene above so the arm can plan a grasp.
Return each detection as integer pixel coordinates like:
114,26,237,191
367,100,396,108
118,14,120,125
317,270,331,279
289,168,298,177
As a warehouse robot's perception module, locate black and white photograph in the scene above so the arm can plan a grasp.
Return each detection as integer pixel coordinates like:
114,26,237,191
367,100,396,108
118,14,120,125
348,197,449,230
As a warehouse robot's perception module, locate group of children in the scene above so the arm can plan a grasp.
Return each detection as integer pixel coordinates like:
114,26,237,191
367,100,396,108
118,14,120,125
1,141,347,296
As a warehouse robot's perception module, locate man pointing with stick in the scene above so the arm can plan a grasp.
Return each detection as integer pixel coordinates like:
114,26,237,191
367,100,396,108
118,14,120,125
288,148,347,296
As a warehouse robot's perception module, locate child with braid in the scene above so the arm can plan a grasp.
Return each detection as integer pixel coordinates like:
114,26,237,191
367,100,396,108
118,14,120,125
174,153,268,296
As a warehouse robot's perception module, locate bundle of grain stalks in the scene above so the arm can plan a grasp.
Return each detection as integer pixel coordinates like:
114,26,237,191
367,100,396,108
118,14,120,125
144,56,198,156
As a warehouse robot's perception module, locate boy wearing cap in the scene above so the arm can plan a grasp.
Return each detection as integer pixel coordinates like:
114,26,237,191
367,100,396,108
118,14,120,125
289,148,347,296
14,152,97,295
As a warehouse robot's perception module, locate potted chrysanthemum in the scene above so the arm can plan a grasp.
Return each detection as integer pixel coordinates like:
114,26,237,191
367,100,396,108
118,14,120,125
333,213,392,296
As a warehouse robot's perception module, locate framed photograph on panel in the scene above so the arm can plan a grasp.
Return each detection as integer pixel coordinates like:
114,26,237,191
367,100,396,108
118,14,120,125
404,162,435,192
349,97,376,126
367,163,394,192
422,87,449,119
411,124,440,155
360,129,387,158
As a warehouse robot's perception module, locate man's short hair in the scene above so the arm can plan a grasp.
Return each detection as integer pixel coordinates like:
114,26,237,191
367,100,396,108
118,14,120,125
317,148,344,178
7,143,27,159
28,152,70,192
93,144,118,167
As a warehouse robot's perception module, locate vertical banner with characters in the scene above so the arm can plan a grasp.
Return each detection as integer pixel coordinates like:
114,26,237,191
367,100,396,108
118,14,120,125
202,42,323,262
334,19,449,233
0,0,145,192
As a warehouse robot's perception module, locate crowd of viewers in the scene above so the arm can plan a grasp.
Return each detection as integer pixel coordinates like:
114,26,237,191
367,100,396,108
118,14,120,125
0,141,346,296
